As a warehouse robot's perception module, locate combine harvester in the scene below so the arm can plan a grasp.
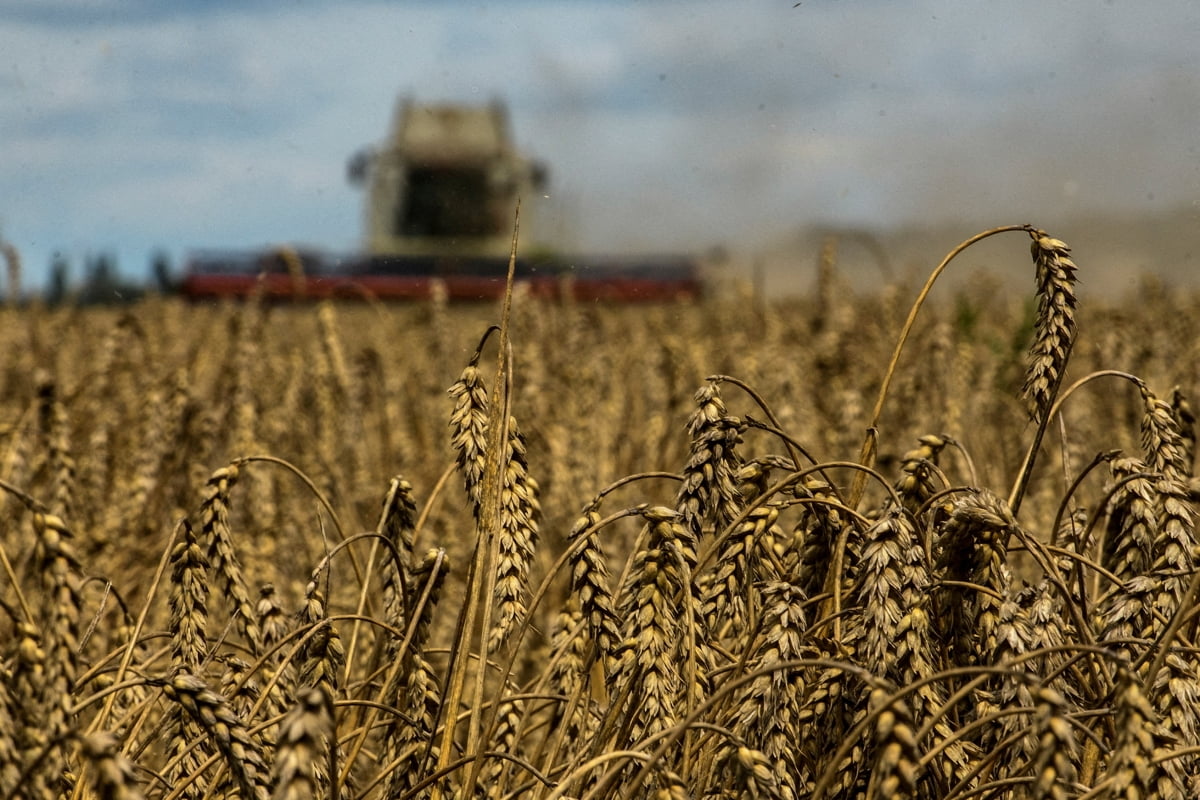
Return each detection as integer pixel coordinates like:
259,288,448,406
181,99,703,302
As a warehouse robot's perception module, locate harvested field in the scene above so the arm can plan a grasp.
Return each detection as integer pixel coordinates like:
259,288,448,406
2,226,1200,799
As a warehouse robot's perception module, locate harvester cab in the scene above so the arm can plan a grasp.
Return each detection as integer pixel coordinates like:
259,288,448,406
347,98,547,258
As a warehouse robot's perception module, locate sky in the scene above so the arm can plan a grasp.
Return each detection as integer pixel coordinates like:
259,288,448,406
3,0,1200,291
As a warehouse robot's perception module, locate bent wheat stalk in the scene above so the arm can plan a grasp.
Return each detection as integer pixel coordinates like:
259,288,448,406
851,224,1033,509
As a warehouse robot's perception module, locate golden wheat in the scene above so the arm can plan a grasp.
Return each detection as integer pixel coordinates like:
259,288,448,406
2,227,1200,799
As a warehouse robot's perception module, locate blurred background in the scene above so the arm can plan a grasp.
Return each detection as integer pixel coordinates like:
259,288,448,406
2,0,1199,298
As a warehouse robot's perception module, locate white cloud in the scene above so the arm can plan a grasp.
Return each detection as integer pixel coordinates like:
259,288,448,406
1,0,1199,289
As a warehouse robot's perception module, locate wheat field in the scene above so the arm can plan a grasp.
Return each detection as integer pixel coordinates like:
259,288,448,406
2,226,1200,799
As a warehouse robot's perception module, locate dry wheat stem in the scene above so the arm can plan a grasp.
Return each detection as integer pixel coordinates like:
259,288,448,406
443,209,521,799
1047,448,1122,550
852,224,1034,508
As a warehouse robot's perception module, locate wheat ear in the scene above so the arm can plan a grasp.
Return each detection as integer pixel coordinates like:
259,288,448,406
1022,231,1079,421
0,671,21,794
725,580,811,799
1141,385,1191,481
865,688,920,800
196,463,263,654
1029,687,1078,800
936,489,1015,666
1009,229,1080,514
165,672,270,800
613,507,691,748
488,415,540,653
168,520,209,674
675,381,744,539
1169,387,1196,477
79,732,145,800
272,687,334,800
1102,670,1181,799
566,503,621,665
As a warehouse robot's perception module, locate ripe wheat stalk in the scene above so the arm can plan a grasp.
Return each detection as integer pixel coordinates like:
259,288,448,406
0,226,1197,800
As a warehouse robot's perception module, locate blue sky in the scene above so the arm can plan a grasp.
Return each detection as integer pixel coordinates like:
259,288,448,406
3,0,1199,289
